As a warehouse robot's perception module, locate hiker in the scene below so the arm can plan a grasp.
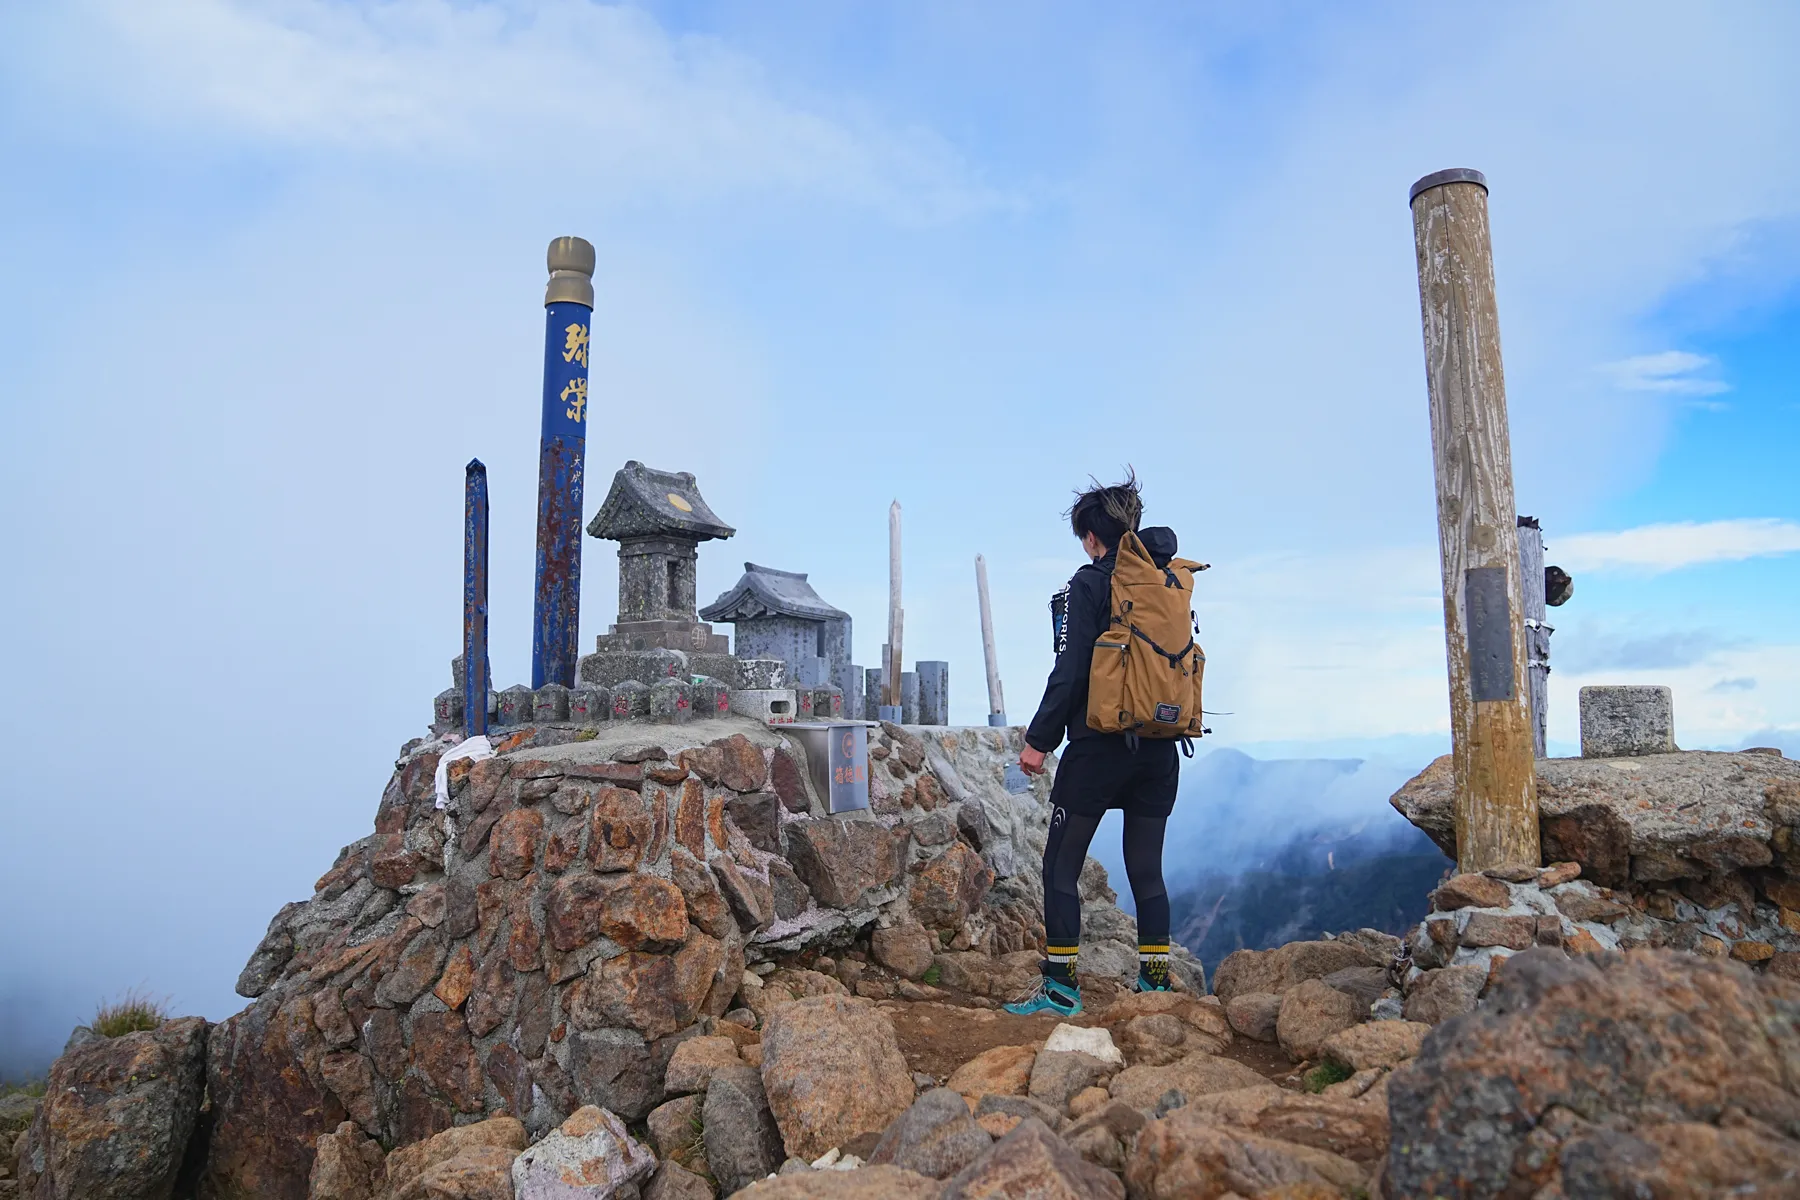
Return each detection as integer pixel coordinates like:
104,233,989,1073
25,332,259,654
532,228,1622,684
1005,471,1207,1017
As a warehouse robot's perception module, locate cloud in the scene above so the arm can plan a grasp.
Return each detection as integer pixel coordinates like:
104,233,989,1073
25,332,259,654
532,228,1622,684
1553,519,1800,573
1600,350,1729,396
1710,676,1757,693
1555,627,1732,673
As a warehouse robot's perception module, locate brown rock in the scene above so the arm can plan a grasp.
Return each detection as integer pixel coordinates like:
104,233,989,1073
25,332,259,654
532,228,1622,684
1537,861,1582,887
716,733,769,792
375,926,447,1007
713,856,775,932
786,818,904,908
870,1087,994,1180
770,747,810,813
908,842,995,929
1388,947,1800,1198
410,1010,484,1113
320,1050,378,1131
669,845,735,941
1567,927,1606,955
664,1035,742,1094
1404,964,1486,1025
645,1161,714,1200
1211,939,1380,1005
1320,1020,1430,1070
546,872,687,952
1276,978,1362,1062
872,922,938,980
1224,992,1282,1043
1432,872,1512,910
946,1045,1037,1102
544,815,583,873
1553,885,1631,924
407,883,448,928
1027,1050,1115,1111
586,786,654,872
490,808,544,880
759,994,915,1161
432,945,476,1010
382,1115,526,1200
414,1144,516,1200
1459,911,1537,950
940,1116,1125,1199
484,1041,533,1118
572,930,723,1039
312,987,357,1048
645,1093,704,1166
1108,1052,1270,1113
675,778,709,858
734,1165,941,1198
1125,1105,1370,1198
465,951,516,1037
308,1120,386,1200
1731,940,1776,963
726,791,783,854
372,833,423,889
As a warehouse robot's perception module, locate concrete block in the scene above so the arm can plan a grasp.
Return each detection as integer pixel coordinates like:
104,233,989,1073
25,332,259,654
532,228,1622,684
804,685,843,720
578,648,689,689
864,668,885,723
570,686,611,725
649,679,692,724
533,683,571,723
691,676,731,720
497,684,535,726
612,680,650,721
901,671,920,725
738,659,788,690
731,688,799,725
836,664,866,721
1580,686,1675,758
917,661,948,726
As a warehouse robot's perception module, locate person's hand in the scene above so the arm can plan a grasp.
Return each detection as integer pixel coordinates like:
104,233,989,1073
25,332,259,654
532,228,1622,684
1019,745,1047,776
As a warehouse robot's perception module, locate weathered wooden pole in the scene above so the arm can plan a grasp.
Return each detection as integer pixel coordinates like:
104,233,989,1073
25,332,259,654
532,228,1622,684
1409,168,1540,873
1517,516,1551,759
881,501,904,719
975,554,1007,725
463,459,491,739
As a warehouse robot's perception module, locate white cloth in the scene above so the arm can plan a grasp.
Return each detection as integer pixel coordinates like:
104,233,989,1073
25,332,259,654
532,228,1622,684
434,735,495,810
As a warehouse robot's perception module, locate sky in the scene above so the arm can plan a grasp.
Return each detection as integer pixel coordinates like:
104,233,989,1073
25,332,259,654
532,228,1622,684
2,0,1798,1075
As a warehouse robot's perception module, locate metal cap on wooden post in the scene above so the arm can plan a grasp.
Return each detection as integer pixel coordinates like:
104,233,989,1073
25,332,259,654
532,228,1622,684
1409,168,1541,873
531,236,596,689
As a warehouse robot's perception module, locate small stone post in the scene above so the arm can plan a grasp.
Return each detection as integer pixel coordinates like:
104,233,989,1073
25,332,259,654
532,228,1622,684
531,236,596,689
463,459,490,738
976,554,1007,725
1410,168,1540,873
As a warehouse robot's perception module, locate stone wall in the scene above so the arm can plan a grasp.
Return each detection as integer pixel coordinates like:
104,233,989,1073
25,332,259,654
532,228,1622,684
197,716,1198,1198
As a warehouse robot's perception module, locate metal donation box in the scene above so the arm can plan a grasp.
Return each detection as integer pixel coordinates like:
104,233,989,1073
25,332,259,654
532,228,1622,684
785,723,870,815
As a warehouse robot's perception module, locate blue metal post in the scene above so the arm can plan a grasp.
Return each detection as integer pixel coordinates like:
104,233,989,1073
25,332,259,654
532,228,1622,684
531,237,596,688
463,459,491,738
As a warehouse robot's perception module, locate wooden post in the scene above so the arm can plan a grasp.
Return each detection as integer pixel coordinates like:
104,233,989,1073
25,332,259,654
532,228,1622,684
1517,516,1550,759
884,501,904,709
975,554,1007,724
1409,168,1540,873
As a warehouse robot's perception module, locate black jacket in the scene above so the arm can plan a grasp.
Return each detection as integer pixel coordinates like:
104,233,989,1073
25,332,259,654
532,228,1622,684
1025,526,1181,754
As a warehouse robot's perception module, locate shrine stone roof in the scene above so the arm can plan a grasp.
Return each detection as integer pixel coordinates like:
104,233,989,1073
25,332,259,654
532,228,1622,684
701,563,848,623
586,461,735,543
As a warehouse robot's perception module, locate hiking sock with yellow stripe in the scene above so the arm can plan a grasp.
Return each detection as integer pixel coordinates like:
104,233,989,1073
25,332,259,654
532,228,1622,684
1137,944,1172,992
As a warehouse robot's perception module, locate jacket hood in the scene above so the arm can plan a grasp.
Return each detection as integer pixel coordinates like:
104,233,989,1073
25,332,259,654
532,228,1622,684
1137,525,1178,567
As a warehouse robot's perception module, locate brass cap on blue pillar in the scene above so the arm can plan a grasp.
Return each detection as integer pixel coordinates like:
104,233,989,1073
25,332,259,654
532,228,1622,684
545,236,596,308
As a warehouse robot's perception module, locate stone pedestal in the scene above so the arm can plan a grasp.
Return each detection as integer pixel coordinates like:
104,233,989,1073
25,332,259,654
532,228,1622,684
1580,686,1675,758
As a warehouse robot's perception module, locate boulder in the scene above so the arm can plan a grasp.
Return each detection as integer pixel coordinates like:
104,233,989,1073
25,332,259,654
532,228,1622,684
670,846,736,941
1096,991,1231,1048
871,923,937,980
1319,1020,1430,1071
546,872,688,953
1387,947,1800,1199
759,994,915,1161
703,1064,786,1195
511,1105,655,1200
734,1164,940,1198
308,1121,385,1200
643,1161,714,1200
743,968,848,1026
869,1087,994,1179
1224,992,1282,1043
1432,872,1512,910
906,842,994,929
784,819,903,908
1276,978,1363,1061
384,1116,528,1200
1211,939,1380,1005
1108,1052,1270,1113
1403,963,1486,1026
929,951,1039,1000
940,1116,1125,1199
1026,1050,1114,1112
16,1015,209,1200
571,931,723,1039
1039,1023,1123,1067
644,1094,704,1169
1148,1086,1389,1166
413,1145,517,1200
944,1045,1037,1102
1125,1105,1369,1199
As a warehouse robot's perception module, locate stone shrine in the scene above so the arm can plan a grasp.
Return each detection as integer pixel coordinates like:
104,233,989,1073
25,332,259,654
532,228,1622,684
702,563,863,714
587,461,735,655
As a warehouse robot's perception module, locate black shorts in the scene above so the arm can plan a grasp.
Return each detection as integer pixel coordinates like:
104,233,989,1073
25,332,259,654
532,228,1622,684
1048,737,1179,819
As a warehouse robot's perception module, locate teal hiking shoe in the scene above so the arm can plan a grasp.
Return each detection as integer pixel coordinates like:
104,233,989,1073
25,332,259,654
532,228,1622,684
1004,974,1082,1017
1135,958,1173,993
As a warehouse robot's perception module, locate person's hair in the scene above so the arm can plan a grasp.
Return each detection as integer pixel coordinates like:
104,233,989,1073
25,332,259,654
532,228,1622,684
1066,469,1142,550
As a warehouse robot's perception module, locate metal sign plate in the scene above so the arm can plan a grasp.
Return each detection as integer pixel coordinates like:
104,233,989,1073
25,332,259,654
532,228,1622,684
1465,565,1516,703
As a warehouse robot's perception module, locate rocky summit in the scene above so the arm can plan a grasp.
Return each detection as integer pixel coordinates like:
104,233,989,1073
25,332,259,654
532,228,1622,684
11,731,1800,1199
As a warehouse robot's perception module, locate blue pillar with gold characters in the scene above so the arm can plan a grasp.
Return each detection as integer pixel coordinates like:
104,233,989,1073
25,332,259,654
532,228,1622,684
531,236,596,689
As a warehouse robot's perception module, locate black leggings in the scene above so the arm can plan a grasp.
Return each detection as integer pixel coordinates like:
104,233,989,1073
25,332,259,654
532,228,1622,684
1041,807,1170,952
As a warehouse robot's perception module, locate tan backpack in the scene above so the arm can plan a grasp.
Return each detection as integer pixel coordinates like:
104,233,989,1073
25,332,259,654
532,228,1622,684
1086,529,1208,738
